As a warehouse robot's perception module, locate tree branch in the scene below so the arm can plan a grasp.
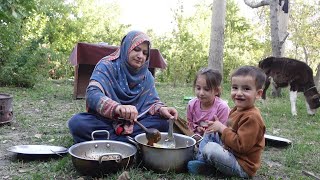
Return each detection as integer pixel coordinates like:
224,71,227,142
279,32,289,46
244,0,270,8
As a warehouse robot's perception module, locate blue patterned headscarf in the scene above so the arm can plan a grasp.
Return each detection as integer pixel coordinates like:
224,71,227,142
90,31,161,114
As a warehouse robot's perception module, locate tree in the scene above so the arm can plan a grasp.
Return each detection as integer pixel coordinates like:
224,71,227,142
244,0,289,97
0,0,36,22
208,0,227,76
0,0,128,86
152,0,265,84
287,0,320,73
287,1,320,89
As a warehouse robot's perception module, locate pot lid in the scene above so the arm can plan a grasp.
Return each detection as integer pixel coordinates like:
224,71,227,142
7,145,68,155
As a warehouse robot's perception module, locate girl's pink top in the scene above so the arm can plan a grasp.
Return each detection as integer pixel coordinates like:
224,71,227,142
187,97,230,135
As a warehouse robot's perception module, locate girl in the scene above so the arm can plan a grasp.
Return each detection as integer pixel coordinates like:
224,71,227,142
187,67,230,136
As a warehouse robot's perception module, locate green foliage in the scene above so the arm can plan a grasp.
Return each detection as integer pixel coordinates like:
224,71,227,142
0,0,128,86
0,19,48,87
2,0,317,88
152,1,211,86
152,0,266,84
223,0,267,80
287,0,320,71
0,0,36,22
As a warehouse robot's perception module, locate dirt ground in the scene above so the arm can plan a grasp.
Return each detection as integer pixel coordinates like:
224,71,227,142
1,120,28,179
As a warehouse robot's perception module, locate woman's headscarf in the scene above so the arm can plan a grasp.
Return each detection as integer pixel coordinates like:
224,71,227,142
90,30,161,114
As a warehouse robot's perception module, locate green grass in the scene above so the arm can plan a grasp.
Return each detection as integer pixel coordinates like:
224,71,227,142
0,79,319,179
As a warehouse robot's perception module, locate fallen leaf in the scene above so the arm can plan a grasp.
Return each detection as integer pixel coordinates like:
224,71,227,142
18,168,30,173
117,171,130,180
48,139,55,142
34,134,42,139
272,129,280,134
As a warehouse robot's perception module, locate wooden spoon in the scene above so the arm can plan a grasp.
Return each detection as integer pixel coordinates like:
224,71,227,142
135,121,161,146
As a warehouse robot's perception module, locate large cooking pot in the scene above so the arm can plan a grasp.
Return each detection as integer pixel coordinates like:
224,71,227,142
128,132,199,173
69,130,137,176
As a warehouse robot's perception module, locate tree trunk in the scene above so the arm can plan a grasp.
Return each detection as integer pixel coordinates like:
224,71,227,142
278,0,289,55
208,0,226,77
244,0,289,98
270,0,281,57
270,0,289,97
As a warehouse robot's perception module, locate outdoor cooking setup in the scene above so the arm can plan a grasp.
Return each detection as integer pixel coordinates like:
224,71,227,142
67,127,200,176
5,42,199,177
6,114,201,177
3,42,293,177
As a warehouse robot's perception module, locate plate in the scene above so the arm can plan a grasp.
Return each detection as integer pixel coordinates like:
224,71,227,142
7,145,68,155
264,134,292,147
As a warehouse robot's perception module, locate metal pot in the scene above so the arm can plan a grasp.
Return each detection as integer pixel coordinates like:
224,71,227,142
128,132,198,173
0,93,13,124
68,130,137,176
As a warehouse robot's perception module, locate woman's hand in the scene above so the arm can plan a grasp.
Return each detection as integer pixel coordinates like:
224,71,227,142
159,107,178,120
115,105,138,122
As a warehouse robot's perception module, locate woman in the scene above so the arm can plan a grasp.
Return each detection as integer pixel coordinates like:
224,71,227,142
68,30,178,143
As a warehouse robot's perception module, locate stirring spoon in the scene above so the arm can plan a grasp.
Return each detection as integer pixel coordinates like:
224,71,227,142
135,121,161,146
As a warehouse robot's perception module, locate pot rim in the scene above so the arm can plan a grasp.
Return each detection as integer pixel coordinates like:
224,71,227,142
134,132,196,149
68,140,137,161
0,93,13,99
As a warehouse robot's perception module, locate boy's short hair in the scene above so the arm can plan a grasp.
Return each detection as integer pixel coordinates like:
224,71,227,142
231,66,267,89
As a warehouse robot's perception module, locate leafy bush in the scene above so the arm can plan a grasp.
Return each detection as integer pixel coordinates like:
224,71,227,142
0,40,49,87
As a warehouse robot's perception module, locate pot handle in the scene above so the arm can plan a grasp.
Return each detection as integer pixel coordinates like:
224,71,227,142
91,130,110,140
98,153,123,164
191,134,203,143
126,136,140,150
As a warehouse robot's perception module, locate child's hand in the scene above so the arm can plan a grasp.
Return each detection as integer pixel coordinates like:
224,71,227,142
196,126,206,134
205,121,226,134
212,115,218,122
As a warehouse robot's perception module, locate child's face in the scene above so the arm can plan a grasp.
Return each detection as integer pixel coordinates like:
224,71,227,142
195,75,219,108
231,75,263,111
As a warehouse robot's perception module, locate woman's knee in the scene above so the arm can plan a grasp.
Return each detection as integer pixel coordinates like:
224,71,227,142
68,113,87,133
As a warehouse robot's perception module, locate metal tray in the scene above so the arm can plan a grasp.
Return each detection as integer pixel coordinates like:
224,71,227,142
264,134,292,147
7,145,68,155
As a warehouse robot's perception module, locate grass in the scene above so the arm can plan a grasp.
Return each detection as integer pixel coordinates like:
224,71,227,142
0,79,319,179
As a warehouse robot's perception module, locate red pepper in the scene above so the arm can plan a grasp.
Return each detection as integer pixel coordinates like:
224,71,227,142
116,126,124,135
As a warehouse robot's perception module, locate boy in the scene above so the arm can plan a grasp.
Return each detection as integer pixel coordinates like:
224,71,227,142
188,66,266,178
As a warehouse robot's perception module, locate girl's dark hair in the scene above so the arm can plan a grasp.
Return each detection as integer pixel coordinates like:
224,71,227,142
193,67,222,95
231,66,267,89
